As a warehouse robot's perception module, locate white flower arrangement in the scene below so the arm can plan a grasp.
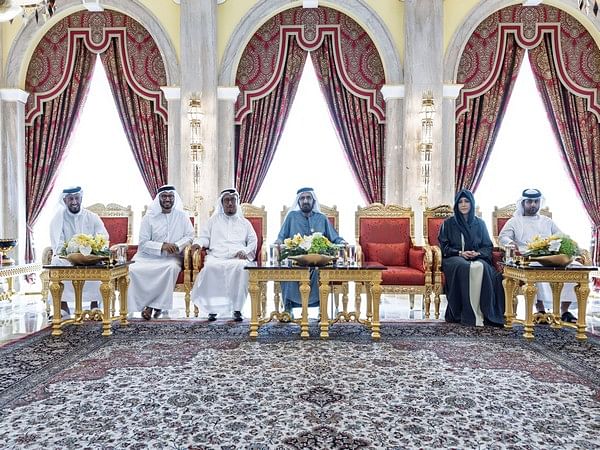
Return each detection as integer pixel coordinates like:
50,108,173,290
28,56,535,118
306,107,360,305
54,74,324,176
61,233,109,256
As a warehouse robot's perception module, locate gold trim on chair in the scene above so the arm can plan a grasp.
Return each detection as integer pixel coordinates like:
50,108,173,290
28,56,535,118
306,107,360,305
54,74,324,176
422,204,453,319
355,203,433,317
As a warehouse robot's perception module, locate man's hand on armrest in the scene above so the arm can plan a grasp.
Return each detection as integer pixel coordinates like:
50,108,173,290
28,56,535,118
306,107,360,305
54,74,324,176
162,242,179,254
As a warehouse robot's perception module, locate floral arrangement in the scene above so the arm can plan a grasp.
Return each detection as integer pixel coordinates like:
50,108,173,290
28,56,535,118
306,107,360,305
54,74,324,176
61,233,110,257
280,232,337,260
524,234,579,258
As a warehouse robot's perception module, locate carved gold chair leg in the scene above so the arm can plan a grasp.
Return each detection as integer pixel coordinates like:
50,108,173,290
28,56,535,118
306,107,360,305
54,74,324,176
424,291,431,319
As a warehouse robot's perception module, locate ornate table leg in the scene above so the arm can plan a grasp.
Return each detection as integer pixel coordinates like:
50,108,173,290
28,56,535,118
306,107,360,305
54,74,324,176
523,282,537,340
100,281,113,336
549,282,564,329
354,283,362,318
248,275,260,339
434,282,442,320
574,282,590,341
319,279,330,339
370,278,382,340
49,280,64,336
299,280,310,339
118,275,130,326
503,278,517,329
72,280,84,323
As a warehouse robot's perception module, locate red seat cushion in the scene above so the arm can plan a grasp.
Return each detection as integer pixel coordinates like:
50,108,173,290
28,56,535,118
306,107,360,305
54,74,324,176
365,263,425,285
366,242,408,266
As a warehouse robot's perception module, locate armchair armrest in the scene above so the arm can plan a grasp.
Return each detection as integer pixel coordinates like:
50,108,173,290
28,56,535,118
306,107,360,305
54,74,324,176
41,246,54,265
183,245,192,270
125,244,138,262
426,245,442,273
356,243,364,265
192,247,206,273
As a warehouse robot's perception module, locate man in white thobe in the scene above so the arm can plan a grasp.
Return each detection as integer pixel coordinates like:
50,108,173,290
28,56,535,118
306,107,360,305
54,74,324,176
49,186,108,316
499,188,578,322
191,188,257,321
127,185,194,320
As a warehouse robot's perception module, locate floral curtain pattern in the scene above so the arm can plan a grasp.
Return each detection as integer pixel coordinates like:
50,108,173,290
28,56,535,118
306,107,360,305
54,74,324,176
100,40,168,196
234,38,307,202
455,35,525,191
310,36,385,204
529,37,600,263
24,42,96,262
234,6,386,203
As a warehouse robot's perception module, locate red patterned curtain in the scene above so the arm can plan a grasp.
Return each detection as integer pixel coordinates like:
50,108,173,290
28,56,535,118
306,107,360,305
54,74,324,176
529,38,600,263
455,35,525,191
310,36,385,204
100,40,168,195
25,42,96,262
234,37,307,202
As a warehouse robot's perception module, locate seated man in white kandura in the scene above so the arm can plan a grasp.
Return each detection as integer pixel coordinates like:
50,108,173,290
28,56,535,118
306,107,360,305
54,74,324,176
191,188,257,322
49,186,108,317
128,185,194,320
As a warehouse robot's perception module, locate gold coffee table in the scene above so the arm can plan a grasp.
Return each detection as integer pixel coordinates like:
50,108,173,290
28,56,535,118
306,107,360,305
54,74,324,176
43,261,132,337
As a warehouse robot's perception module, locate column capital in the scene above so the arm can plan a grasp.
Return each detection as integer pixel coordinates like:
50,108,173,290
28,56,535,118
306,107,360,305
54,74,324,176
0,89,29,104
160,86,181,101
443,84,463,99
381,84,405,100
217,86,240,102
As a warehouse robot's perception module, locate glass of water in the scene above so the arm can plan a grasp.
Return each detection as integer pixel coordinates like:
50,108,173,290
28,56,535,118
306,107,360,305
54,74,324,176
269,244,280,266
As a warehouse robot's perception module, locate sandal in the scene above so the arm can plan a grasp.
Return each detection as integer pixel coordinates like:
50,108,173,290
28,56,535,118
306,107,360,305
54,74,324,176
153,309,162,319
141,306,152,321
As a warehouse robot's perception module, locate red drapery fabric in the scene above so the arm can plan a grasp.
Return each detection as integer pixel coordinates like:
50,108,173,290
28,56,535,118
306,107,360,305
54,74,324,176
100,40,168,196
529,38,600,263
310,36,385,204
455,35,525,191
24,42,96,262
234,37,307,203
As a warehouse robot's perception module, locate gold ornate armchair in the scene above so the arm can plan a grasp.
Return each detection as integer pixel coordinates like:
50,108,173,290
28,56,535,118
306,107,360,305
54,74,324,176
276,203,348,313
192,203,267,317
355,203,433,316
41,203,134,306
422,204,453,319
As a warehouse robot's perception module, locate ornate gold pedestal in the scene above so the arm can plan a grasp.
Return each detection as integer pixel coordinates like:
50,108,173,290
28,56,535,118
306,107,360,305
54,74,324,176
43,262,131,337
318,266,384,340
246,266,312,339
502,263,596,341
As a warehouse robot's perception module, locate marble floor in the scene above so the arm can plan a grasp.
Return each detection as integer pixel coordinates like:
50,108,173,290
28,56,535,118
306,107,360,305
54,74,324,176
2,281,600,345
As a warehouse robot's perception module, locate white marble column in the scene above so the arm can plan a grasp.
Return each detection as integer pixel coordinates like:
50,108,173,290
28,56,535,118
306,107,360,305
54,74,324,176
180,0,218,219
381,84,405,205
217,86,240,192
0,89,29,264
439,84,463,206
404,0,443,243
160,86,181,190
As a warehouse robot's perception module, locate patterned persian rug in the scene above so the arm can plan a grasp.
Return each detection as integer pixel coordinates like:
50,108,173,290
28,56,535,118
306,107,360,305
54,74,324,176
1,320,600,450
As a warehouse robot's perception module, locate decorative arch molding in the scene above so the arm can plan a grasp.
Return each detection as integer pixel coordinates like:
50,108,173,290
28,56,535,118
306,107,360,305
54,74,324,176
235,11,386,124
6,0,179,90
454,5,600,121
219,0,402,88
24,10,169,125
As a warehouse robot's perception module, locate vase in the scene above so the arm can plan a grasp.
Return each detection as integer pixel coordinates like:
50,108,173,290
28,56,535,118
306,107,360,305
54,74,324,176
60,253,109,266
528,254,572,267
289,254,336,267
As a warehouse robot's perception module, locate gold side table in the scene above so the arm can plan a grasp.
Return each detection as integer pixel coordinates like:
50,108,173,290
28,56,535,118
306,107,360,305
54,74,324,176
502,262,597,341
0,262,42,301
43,261,132,337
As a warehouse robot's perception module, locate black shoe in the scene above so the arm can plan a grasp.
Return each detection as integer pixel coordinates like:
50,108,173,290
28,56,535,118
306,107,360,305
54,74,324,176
233,311,243,322
90,301,98,310
153,309,162,319
561,311,577,323
208,313,217,322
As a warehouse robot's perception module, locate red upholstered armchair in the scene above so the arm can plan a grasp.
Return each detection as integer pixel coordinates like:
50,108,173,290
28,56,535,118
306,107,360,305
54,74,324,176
422,204,453,319
127,206,197,317
41,203,134,305
192,203,267,317
355,204,433,315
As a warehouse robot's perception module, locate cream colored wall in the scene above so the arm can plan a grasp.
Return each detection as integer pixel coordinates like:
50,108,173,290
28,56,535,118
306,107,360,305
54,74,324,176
443,0,480,55
0,0,179,86
216,0,404,68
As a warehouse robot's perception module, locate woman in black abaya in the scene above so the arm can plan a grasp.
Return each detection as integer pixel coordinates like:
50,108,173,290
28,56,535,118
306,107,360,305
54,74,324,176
438,189,504,326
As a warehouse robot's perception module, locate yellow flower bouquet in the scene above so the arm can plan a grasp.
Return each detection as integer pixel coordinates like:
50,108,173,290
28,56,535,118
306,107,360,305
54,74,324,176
280,232,337,261
524,234,579,258
61,233,110,257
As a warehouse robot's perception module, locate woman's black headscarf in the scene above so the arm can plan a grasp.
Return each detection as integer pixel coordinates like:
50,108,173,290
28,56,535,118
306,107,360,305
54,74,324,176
453,189,477,249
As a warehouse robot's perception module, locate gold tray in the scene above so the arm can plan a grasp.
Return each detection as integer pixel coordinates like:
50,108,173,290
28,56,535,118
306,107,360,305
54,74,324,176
60,253,109,266
289,254,336,267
